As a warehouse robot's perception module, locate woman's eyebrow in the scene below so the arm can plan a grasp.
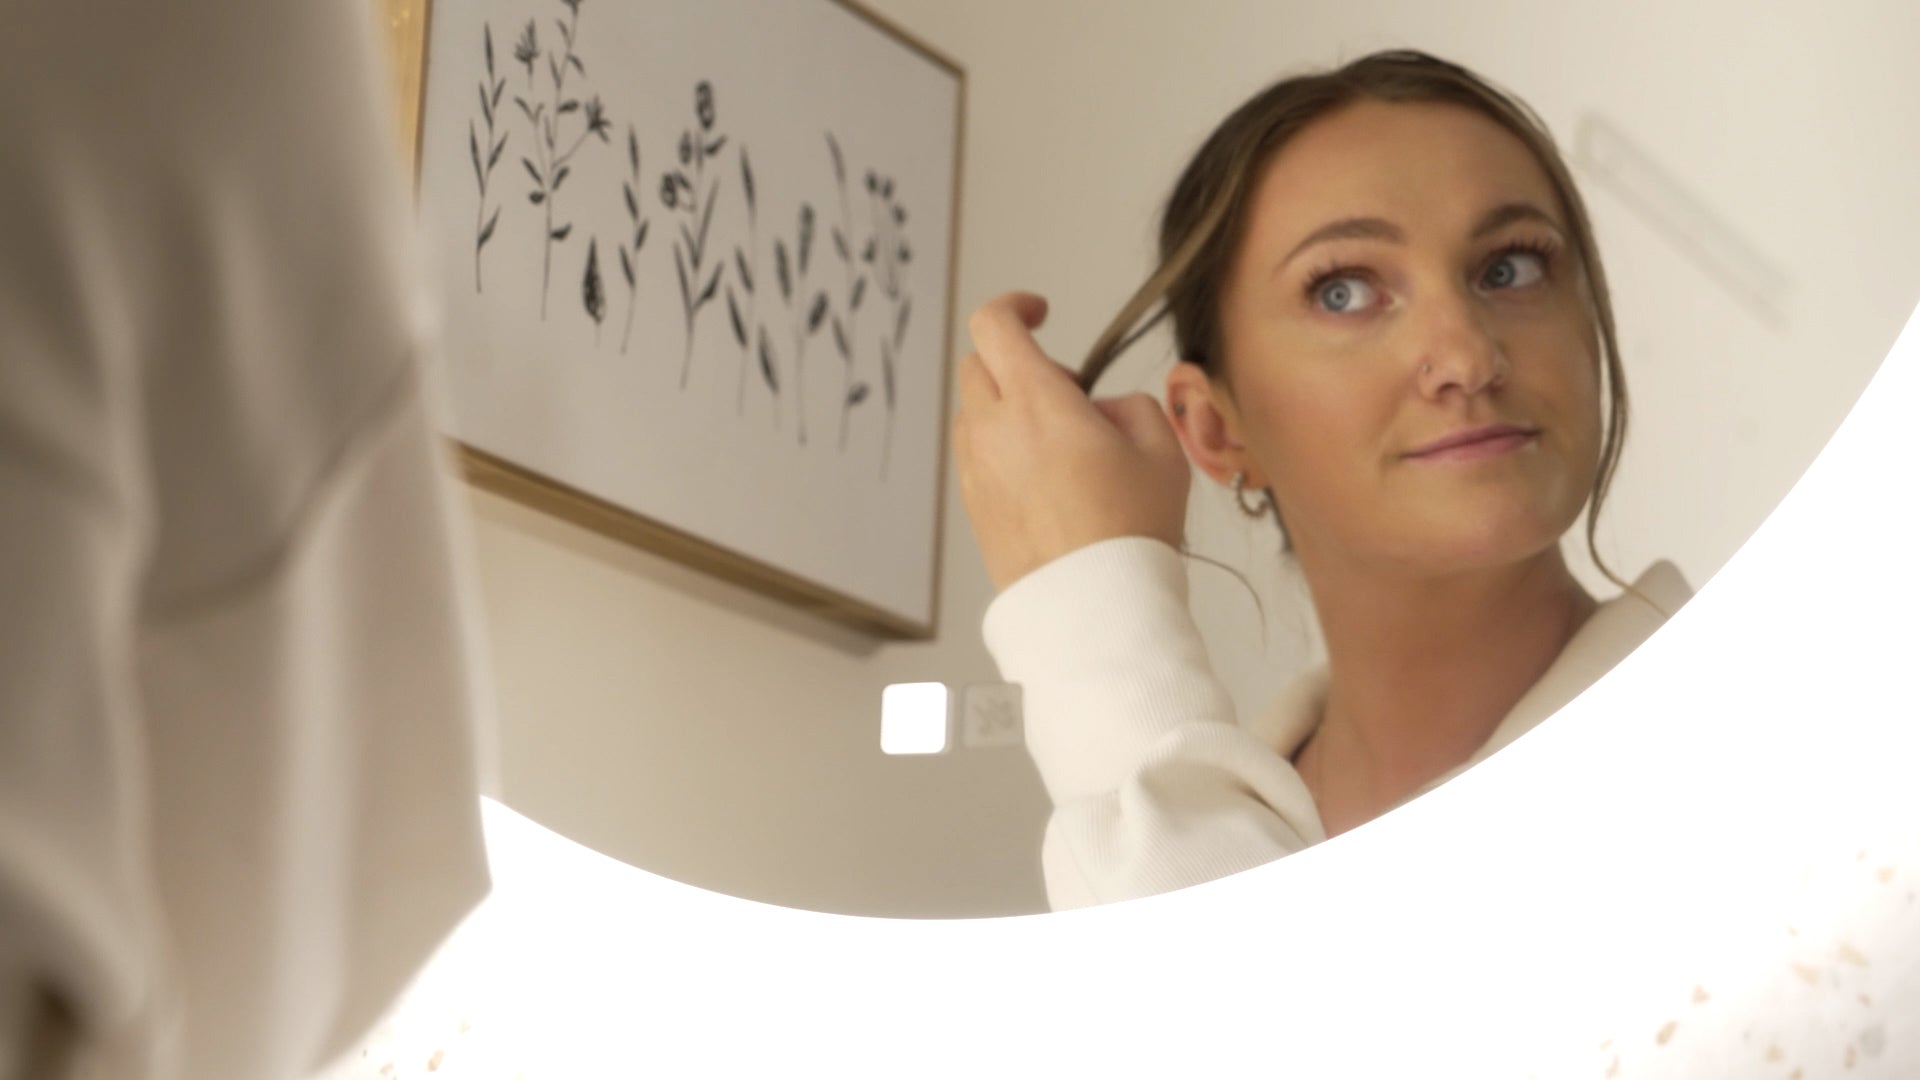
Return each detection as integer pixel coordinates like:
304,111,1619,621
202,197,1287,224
1276,217,1403,272
1470,201,1565,241
1273,201,1566,276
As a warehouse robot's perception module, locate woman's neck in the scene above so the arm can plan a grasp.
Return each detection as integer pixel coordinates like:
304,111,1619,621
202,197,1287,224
1291,546,1599,835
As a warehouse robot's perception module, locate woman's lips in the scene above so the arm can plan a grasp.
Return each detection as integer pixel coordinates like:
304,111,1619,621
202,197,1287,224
1405,423,1539,462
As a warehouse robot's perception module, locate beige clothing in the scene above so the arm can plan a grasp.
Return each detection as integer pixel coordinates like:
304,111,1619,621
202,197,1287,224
1,3,491,1077
983,538,1691,911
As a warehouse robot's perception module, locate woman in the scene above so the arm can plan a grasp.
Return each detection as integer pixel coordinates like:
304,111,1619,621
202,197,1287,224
952,50,1692,911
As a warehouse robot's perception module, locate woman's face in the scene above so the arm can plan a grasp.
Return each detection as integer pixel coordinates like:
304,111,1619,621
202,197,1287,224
1211,99,1602,578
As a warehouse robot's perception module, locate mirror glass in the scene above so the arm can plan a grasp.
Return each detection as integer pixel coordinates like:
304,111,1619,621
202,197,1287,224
422,0,1920,917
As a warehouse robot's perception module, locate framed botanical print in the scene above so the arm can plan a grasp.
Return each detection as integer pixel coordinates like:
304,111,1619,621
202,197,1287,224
384,0,964,638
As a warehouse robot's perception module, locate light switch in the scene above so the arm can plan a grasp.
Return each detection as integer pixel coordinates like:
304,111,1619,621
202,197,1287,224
958,683,1023,750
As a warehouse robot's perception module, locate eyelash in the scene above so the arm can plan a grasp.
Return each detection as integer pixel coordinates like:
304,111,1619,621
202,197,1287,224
1301,238,1561,309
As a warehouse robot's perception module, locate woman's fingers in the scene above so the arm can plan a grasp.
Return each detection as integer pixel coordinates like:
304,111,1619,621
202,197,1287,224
1093,394,1192,523
966,291,1079,399
969,289,1048,339
955,352,999,413
952,294,1194,590
1092,393,1178,452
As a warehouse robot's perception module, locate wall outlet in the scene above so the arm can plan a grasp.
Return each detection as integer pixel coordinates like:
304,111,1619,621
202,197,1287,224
958,683,1023,750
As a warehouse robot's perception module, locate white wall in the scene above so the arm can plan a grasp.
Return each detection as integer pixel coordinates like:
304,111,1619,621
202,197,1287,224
466,0,1920,918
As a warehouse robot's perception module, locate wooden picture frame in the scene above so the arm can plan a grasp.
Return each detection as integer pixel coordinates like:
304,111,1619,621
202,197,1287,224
379,0,965,639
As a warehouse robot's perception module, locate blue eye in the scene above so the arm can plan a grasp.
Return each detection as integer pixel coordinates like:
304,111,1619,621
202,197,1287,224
1314,274,1378,313
1483,248,1548,290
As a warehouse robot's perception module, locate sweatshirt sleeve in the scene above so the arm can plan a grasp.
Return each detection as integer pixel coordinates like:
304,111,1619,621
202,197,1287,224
982,538,1324,910
0,2,490,1076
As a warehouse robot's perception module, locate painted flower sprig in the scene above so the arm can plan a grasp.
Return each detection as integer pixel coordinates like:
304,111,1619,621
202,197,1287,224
617,125,652,355
775,202,829,447
512,0,612,319
754,324,781,429
863,170,912,478
825,132,872,452
582,238,606,342
469,23,509,292
663,79,728,390
727,145,765,416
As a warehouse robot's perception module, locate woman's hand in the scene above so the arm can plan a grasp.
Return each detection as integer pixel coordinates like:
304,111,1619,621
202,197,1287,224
952,291,1191,592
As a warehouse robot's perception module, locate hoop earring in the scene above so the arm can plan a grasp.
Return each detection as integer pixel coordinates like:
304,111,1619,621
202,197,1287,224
1230,470,1271,520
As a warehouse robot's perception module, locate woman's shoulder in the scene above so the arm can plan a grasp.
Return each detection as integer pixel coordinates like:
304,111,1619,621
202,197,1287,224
1242,664,1329,763
1621,559,1695,620
1450,558,1693,772
1564,558,1694,672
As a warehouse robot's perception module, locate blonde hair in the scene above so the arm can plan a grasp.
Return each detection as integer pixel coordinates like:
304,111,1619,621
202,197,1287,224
1080,49,1632,593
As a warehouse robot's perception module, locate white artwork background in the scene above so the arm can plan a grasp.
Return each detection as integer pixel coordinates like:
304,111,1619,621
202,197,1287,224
419,0,960,626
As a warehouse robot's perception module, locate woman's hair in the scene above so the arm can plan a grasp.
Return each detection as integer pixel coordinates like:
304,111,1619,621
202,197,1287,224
1080,49,1632,592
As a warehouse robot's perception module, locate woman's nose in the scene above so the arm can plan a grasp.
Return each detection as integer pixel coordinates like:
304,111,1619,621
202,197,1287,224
1413,287,1509,396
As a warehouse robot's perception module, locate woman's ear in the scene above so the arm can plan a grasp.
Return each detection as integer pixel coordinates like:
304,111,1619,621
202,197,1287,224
1165,362,1257,488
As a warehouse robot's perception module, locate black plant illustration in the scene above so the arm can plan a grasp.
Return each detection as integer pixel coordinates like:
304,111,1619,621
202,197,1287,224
663,79,727,390
825,133,872,452
755,324,781,426
775,204,829,446
469,24,509,292
512,0,611,319
725,275,754,419
863,170,912,478
617,125,652,354
727,144,766,418
582,237,606,343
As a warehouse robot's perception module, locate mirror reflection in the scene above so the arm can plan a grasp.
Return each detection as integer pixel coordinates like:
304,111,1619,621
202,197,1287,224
459,2,1920,918
955,50,1697,909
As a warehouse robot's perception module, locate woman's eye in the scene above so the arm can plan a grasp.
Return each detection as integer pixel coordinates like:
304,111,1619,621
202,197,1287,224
1314,275,1378,313
1483,249,1547,290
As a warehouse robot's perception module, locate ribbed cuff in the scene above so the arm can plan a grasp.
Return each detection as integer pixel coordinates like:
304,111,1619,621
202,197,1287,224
981,537,1238,803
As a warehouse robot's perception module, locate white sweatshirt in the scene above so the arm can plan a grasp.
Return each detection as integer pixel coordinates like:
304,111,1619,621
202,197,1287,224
984,538,1692,911
0,3,491,1077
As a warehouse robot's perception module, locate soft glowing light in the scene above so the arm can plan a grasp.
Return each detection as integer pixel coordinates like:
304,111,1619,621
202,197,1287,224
328,297,1920,1078
879,681,950,755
